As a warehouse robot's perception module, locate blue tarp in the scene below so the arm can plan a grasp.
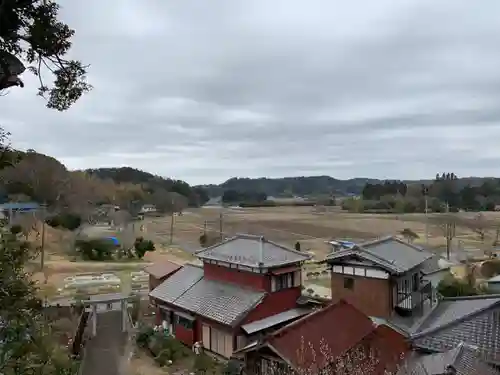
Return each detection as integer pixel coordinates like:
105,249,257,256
107,237,119,245
0,202,40,210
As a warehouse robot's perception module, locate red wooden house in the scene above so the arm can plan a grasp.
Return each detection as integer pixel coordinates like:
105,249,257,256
237,299,409,375
149,234,312,358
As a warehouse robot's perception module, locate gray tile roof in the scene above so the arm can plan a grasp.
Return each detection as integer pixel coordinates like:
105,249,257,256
173,278,265,326
359,236,434,273
149,264,203,302
401,344,499,375
410,295,500,363
241,308,311,335
326,236,434,274
195,234,310,268
149,264,266,326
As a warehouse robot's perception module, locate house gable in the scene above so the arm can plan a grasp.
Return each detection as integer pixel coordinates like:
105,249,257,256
326,247,401,274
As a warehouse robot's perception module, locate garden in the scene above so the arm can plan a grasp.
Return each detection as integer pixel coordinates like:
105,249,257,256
134,325,224,375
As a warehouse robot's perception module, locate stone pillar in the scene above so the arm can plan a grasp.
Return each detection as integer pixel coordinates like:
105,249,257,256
92,304,97,337
122,299,127,332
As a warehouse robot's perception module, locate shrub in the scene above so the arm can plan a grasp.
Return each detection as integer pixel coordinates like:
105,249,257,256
238,200,277,208
480,260,500,279
193,353,217,375
75,239,115,260
134,237,155,258
437,275,479,297
136,325,154,348
222,360,243,375
10,224,22,234
46,213,81,230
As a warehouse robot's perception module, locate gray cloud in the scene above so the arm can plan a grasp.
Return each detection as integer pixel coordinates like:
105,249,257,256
1,0,500,184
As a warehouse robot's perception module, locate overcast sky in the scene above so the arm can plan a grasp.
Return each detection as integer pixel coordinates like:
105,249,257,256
1,0,500,185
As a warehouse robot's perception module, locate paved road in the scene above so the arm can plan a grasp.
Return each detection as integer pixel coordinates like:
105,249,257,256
81,310,129,375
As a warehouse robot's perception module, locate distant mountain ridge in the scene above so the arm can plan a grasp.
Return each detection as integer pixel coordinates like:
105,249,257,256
197,175,493,198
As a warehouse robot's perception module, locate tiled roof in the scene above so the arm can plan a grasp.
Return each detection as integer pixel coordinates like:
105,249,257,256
410,295,500,363
359,236,435,273
173,278,265,326
149,264,266,326
326,236,434,274
195,234,310,268
144,261,182,279
149,264,203,302
267,300,377,371
401,343,499,375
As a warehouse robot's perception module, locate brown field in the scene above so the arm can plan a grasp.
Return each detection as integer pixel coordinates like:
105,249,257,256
29,206,500,295
141,206,500,260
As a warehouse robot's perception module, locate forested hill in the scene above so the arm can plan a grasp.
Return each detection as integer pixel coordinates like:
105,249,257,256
85,167,209,205
197,175,492,198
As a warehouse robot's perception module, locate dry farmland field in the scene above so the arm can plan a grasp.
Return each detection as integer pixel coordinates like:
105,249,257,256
142,206,500,260
28,206,500,301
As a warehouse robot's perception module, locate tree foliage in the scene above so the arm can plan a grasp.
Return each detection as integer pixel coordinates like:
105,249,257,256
222,189,267,204
0,224,78,374
0,0,91,110
354,173,500,214
86,167,208,208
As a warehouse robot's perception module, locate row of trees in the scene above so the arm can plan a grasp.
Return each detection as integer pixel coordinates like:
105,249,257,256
221,189,267,204
0,151,208,219
357,172,500,213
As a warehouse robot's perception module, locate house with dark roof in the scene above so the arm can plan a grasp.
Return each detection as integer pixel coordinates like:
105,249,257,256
399,342,499,375
323,236,441,329
409,294,500,367
236,299,409,375
148,234,311,358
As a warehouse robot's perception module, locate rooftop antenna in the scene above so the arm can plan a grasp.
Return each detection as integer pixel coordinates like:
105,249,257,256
259,236,264,266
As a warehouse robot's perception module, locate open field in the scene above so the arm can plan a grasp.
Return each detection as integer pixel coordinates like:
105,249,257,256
26,206,500,298
142,206,500,260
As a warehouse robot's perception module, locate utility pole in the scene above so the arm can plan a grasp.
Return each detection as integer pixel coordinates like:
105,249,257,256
40,202,47,271
169,197,175,245
169,210,174,245
425,194,429,246
422,185,429,246
219,211,223,241
203,220,207,236
444,202,455,261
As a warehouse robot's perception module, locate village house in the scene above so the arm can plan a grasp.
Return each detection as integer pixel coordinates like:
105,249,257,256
148,234,312,358
409,294,500,370
400,342,500,374
324,235,500,373
236,299,409,375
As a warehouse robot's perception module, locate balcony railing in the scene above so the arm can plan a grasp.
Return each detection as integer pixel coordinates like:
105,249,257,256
396,280,432,311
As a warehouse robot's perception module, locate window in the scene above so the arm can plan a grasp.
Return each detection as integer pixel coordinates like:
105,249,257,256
273,272,294,291
344,277,354,290
176,315,194,330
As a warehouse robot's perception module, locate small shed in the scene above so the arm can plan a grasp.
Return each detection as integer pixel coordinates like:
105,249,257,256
144,260,182,291
486,275,500,294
